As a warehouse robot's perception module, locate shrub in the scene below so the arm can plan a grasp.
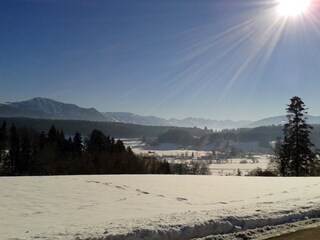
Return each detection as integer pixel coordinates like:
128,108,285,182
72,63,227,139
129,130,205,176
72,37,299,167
246,167,277,176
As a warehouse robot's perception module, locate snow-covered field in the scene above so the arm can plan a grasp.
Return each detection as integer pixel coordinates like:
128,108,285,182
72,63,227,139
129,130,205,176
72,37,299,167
209,156,270,176
122,138,270,176
122,138,211,157
1,175,320,239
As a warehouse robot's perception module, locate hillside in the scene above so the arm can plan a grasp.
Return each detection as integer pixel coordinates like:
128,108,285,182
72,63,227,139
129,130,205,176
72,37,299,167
0,117,207,138
1,98,108,122
2,175,320,239
1,98,251,129
2,98,320,130
2,117,320,149
248,115,320,128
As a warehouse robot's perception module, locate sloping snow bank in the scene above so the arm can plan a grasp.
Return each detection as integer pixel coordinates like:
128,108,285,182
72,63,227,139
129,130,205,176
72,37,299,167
1,175,320,239
103,206,320,240
194,218,320,240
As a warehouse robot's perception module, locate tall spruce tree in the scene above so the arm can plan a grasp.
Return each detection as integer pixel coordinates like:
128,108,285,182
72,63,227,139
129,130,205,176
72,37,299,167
279,96,317,176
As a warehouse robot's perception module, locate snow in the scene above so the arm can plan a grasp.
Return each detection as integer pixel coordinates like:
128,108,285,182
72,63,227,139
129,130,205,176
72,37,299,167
1,175,320,239
122,138,271,176
194,218,320,240
122,138,214,158
209,156,270,176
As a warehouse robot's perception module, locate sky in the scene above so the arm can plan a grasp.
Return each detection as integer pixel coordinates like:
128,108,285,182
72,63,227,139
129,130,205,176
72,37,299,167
1,0,320,121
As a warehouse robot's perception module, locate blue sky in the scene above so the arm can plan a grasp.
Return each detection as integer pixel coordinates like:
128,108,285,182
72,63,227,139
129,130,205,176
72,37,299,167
1,0,320,121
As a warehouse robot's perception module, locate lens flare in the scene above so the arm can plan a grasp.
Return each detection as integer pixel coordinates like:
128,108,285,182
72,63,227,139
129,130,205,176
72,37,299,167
277,0,312,17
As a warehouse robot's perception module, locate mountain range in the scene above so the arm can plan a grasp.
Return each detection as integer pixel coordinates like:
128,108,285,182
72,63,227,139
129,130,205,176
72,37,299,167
0,98,108,122
103,112,251,129
1,97,320,129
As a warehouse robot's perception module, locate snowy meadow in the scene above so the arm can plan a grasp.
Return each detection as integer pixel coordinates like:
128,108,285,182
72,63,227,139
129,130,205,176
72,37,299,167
2,175,320,239
3,0,320,239
122,138,270,176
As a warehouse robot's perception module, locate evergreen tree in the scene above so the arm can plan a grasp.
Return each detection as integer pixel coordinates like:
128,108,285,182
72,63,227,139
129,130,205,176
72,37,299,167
39,131,47,150
0,121,7,159
20,133,31,175
114,139,126,153
0,121,8,175
58,130,65,150
279,96,317,176
9,124,20,175
87,129,108,152
127,146,134,155
47,125,57,142
73,131,82,154
278,136,290,176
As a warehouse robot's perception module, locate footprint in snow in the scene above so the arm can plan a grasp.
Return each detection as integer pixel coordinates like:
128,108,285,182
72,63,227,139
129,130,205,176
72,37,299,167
258,201,274,205
136,189,150,195
33,211,44,215
78,203,98,209
176,197,188,201
157,194,165,198
86,180,100,184
115,186,126,190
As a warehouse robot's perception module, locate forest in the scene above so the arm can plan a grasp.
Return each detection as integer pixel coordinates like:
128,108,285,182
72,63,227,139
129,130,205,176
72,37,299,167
157,125,320,150
0,122,210,176
0,117,207,138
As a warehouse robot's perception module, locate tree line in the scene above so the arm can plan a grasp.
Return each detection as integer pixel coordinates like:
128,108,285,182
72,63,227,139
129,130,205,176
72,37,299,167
0,117,207,139
0,123,211,176
0,123,210,176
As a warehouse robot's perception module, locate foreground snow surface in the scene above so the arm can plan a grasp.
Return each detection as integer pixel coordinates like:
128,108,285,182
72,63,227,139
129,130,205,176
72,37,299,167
1,175,320,240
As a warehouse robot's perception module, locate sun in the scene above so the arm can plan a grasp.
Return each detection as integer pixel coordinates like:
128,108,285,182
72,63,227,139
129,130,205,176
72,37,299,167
277,0,312,17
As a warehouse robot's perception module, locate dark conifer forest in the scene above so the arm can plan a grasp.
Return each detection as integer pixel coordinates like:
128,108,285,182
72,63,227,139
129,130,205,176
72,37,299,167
0,122,175,176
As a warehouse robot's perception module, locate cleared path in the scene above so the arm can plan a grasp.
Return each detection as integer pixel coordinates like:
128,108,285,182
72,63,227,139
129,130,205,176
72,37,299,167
268,226,320,240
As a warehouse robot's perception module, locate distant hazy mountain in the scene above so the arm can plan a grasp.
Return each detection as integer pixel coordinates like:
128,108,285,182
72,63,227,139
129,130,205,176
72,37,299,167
248,115,320,128
0,98,252,129
248,116,287,128
0,97,108,122
103,112,170,126
168,117,252,130
103,113,251,129
2,97,320,129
